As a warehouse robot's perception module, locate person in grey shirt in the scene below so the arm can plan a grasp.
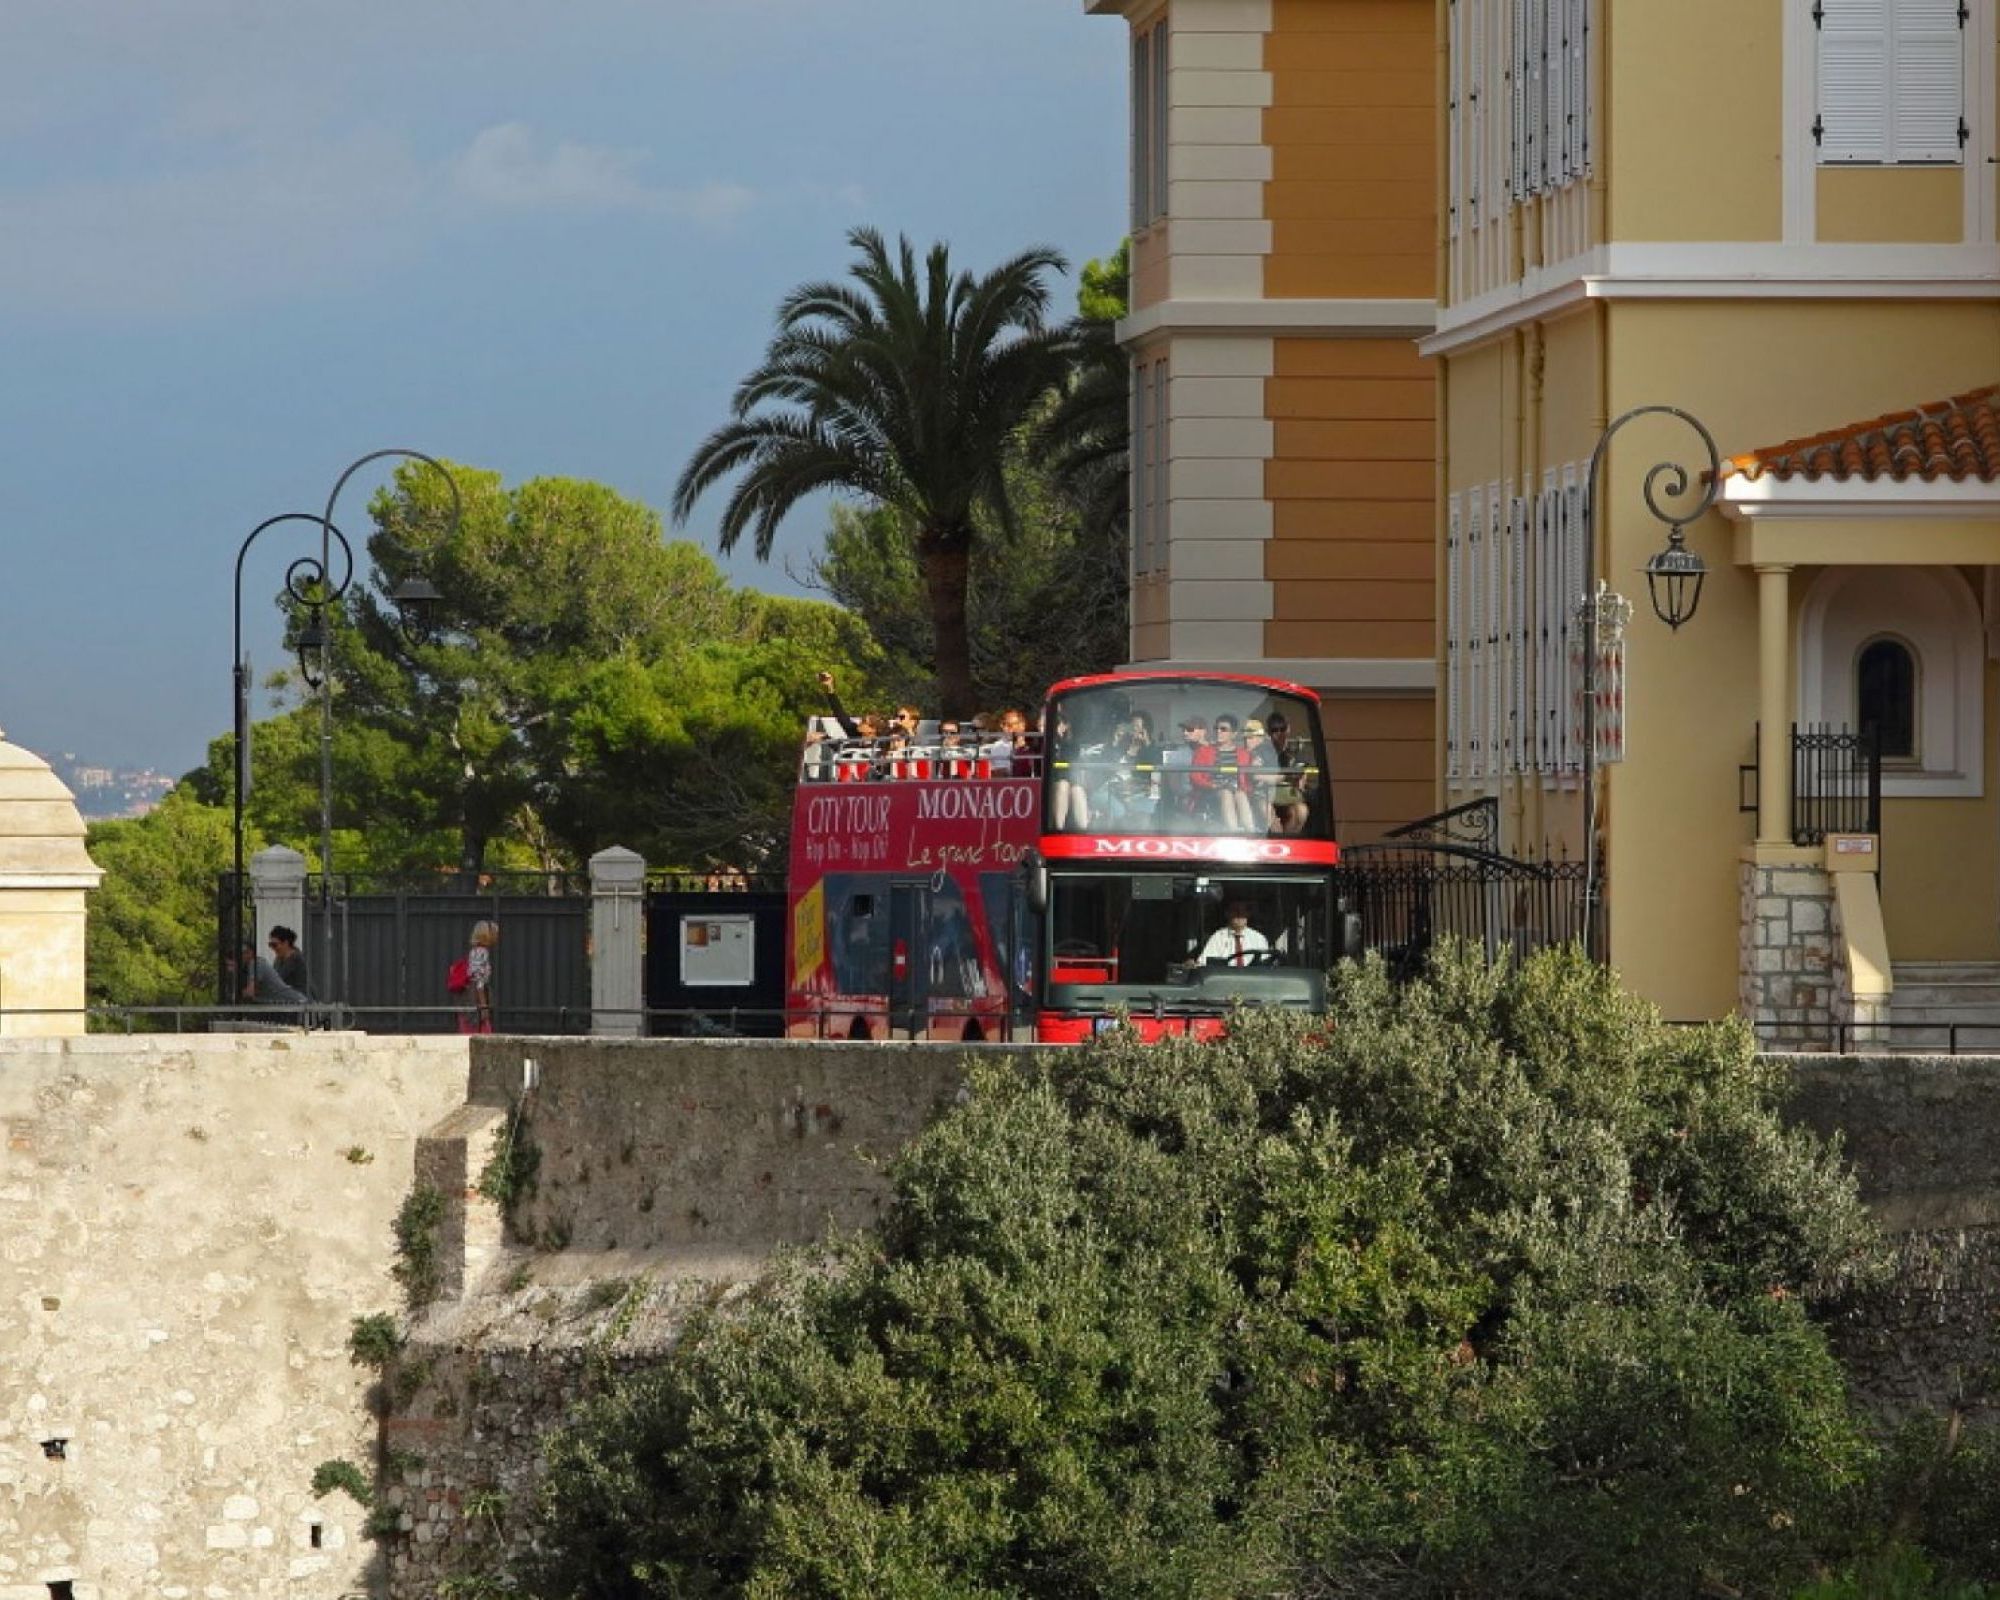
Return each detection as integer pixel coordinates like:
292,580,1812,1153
239,942,308,1005
267,926,311,998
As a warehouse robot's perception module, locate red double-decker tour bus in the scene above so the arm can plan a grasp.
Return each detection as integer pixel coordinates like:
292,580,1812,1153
785,671,1352,1042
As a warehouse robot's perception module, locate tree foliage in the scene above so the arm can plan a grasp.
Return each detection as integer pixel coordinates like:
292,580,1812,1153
525,948,1889,1599
85,788,237,1015
673,228,1074,714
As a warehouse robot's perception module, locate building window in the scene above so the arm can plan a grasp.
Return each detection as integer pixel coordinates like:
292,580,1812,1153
1857,635,1920,760
1131,18,1169,229
1817,0,1966,165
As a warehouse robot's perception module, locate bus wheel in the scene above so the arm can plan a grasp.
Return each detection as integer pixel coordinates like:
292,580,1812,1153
848,1016,873,1042
961,1021,985,1044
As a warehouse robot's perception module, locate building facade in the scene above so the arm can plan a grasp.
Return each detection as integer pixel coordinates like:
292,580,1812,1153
1428,0,2000,1029
1101,0,2000,1038
1089,0,1440,841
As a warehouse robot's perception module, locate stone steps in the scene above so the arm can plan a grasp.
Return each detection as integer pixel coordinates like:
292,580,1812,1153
1886,963,2000,1053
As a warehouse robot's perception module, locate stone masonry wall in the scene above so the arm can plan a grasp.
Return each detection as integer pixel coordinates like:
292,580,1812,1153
1740,859,1840,1050
0,1033,467,1600
1788,1054,2000,1418
382,1036,1017,1595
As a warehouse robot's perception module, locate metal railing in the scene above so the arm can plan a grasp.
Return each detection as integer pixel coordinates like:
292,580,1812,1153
1337,843,1590,977
1792,722,1881,846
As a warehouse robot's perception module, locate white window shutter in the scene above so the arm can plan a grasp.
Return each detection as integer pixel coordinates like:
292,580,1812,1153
1464,0,1477,219
1561,467,1583,777
1449,0,1465,237
1894,0,1965,162
1510,0,1529,200
1544,0,1560,184
1467,495,1485,779
1571,0,1591,174
1509,492,1529,774
1534,481,1554,777
1524,0,1545,192
1486,483,1504,787
1447,495,1463,782
1820,0,1893,163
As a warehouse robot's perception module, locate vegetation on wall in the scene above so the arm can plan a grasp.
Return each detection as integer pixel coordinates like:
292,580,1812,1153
522,947,1907,1599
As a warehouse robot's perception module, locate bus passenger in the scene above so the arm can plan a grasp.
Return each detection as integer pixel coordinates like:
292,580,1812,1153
1002,708,1037,776
1211,716,1255,833
936,720,972,778
1242,719,1279,833
1162,716,1211,828
1049,709,1088,830
1266,712,1308,835
1199,902,1270,967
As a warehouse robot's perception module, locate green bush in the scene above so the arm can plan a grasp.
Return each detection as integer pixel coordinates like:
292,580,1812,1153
311,1457,373,1507
525,947,1887,1598
392,1183,447,1309
347,1312,402,1369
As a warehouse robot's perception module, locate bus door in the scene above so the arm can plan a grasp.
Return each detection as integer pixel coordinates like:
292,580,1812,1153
888,880,931,1037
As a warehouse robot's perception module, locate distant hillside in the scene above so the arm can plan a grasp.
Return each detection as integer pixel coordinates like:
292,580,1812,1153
49,752,176,821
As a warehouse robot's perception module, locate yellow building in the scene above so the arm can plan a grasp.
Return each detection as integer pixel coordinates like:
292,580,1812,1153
1087,0,1441,841
1100,0,2000,1043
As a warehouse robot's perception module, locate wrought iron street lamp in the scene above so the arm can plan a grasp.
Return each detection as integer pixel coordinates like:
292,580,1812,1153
310,450,461,983
1580,404,1721,957
230,510,354,994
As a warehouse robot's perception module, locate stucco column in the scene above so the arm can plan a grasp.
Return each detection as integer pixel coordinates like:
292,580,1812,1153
589,846,647,1037
248,845,307,950
1756,564,1794,848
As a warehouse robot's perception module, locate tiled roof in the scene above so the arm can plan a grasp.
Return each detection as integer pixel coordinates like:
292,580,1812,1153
1724,385,2000,484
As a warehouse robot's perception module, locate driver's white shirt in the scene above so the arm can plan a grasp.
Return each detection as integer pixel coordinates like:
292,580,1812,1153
1200,924,1270,966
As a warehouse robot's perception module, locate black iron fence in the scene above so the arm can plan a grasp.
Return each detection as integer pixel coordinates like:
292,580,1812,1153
1791,723,1881,845
1337,841,1590,977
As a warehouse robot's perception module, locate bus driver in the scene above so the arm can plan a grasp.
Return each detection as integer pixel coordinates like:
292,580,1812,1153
1199,902,1270,967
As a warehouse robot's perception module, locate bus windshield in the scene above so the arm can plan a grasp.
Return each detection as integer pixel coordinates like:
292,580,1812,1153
1044,872,1330,1013
1045,680,1330,840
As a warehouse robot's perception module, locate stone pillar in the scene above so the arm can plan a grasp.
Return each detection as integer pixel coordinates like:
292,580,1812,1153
248,845,307,951
0,735,103,1036
1738,851,1838,1050
589,846,647,1037
1756,563,1794,847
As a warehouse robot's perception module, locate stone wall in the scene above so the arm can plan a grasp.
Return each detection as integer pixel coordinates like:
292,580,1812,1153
1740,858,1840,1049
1788,1054,2000,1417
0,1033,467,1600
382,1036,1016,1595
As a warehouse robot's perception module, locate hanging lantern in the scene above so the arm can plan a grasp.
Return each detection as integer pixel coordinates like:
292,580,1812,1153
1643,525,1707,631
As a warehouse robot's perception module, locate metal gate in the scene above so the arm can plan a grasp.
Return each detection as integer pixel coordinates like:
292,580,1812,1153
1338,801,1590,977
305,873,590,1033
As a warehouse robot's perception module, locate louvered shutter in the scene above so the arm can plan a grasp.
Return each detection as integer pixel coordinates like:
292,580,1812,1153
1510,0,1529,200
1535,480,1555,777
1561,468,1584,777
1487,484,1504,786
1152,360,1170,574
1153,22,1170,216
1509,493,1529,774
1893,0,1964,163
1529,0,1548,192
1467,496,1485,779
1447,495,1463,782
1469,0,1486,228
1132,30,1153,228
1820,0,1893,163
1130,357,1147,576
1549,0,1570,184
1449,0,1465,238
1570,0,1591,174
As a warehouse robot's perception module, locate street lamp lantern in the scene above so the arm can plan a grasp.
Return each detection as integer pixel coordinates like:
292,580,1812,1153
388,574,443,608
1579,404,1721,959
294,612,331,688
1642,525,1708,631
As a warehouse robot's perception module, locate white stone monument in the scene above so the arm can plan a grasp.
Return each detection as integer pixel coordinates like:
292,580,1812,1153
0,727,104,1034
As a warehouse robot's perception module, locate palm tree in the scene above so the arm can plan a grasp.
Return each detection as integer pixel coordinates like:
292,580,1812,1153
672,228,1071,715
